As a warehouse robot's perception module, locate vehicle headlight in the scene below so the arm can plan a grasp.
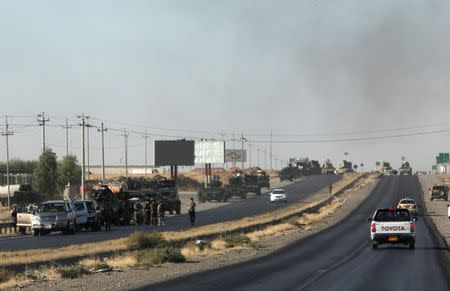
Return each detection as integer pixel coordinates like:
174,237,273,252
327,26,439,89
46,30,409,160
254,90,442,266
56,215,67,220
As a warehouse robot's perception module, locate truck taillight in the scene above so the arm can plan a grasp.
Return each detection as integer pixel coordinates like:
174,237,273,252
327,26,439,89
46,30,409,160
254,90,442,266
410,222,415,233
371,223,376,233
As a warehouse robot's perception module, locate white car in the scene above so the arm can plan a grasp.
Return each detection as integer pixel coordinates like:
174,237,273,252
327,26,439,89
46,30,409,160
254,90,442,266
270,189,287,203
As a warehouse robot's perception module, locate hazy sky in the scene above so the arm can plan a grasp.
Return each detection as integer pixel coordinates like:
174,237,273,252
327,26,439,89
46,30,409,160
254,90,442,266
1,0,450,171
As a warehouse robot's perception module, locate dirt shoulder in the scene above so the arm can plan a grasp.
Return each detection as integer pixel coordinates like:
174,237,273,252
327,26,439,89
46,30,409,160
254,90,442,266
16,174,379,291
419,175,450,246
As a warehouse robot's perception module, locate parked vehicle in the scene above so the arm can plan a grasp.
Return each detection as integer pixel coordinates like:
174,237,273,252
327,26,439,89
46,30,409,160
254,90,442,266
429,185,448,201
72,200,102,231
31,200,76,236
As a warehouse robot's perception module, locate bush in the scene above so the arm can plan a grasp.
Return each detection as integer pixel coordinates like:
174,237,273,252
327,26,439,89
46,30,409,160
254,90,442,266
224,233,251,248
0,268,13,283
127,232,167,250
57,265,90,279
138,247,186,267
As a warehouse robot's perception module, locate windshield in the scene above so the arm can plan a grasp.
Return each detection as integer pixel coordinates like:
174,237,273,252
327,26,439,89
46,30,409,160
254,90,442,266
432,186,447,191
272,190,285,194
374,209,411,222
38,203,66,213
399,199,415,204
73,203,85,211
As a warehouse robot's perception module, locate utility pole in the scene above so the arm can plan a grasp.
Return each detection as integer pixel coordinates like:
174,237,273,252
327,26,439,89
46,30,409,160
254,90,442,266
269,130,273,170
98,123,107,183
249,143,252,168
232,132,236,168
263,149,267,169
122,129,129,177
37,112,50,153
143,131,150,178
239,135,247,170
62,119,71,156
257,145,260,167
85,118,92,181
2,116,13,207
274,156,278,170
77,114,88,200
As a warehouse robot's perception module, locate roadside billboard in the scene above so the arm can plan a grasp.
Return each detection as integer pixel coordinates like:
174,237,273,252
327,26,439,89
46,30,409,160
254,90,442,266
154,140,195,166
225,149,247,163
195,141,225,164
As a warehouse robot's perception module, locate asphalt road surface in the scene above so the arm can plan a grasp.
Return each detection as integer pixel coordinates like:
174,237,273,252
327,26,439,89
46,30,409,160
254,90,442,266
141,175,450,291
0,175,339,252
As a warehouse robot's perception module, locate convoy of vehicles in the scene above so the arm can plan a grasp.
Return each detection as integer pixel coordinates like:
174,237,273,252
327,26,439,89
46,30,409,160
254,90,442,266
369,208,416,250
429,185,449,201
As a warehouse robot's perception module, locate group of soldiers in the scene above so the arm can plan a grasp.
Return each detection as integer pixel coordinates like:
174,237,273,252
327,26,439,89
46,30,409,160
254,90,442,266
133,198,166,226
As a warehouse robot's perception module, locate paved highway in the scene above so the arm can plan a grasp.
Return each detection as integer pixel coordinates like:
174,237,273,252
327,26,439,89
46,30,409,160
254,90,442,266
0,175,339,252
142,175,450,291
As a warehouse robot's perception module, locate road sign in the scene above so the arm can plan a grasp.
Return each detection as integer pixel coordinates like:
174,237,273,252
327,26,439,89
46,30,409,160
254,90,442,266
432,165,437,171
437,153,450,164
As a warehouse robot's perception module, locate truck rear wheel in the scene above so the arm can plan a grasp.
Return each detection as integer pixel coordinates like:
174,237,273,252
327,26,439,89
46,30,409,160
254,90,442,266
371,241,378,250
33,229,39,236
409,242,415,249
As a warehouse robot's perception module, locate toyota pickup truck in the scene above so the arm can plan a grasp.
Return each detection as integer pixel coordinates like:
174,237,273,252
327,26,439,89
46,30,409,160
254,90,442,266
368,208,416,250
31,200,76,236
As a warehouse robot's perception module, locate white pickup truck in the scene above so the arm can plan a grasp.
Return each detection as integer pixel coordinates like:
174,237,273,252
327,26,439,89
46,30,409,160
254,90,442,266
368,208,416,250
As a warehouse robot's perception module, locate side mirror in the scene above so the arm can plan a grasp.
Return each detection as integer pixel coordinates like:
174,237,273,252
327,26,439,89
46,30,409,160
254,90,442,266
368,218,373,222
413,217,417,222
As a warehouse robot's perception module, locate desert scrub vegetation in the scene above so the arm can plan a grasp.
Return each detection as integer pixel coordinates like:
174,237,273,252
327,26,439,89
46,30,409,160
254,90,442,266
138,247,186,267
224,233,251,248
127,231,168,250
57,265,90,279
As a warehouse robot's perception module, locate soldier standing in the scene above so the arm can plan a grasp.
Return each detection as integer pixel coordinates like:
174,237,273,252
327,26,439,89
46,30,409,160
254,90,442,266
151,199,158,226
157,200,166,226
144,200,151,225
329,184,333,196
104,201,113,231
188,198,196,226
133,202,142,226
10,205,17,233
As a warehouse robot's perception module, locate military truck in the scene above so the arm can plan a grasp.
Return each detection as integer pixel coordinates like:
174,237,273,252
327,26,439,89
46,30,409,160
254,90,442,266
243,174,262,195
279,167,295,182
197,177,230,203
322,160,336,175
92,185,133,226
336,160,354,175
309,160,322,175
224,175,247,199
155,178,181,215
399,161,412,175
378,161,394,175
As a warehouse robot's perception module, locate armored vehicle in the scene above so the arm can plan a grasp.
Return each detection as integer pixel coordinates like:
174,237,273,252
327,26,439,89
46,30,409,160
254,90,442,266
399,161,412,175
155,178,181,215
225,175,247,199
197,178,230,202
322,160,336,175
279,167,295,182
92,185,133,226
378,161,394,175
336,160,354,175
